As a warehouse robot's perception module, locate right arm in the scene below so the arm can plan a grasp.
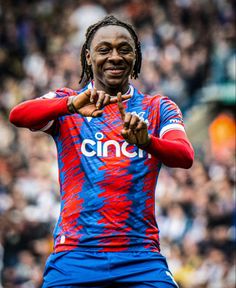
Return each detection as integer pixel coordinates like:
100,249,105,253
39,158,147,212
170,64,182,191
9,96,71,131
9,88,131,131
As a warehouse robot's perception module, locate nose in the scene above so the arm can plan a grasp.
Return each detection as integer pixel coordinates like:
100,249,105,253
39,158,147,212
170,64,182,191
108,49,123,63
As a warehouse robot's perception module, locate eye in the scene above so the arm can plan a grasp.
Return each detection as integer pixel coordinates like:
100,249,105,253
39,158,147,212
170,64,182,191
119,47,133,54
98,47,110,54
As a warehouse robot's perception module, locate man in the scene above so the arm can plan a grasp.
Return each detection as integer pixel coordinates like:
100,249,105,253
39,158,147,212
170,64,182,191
10,15,194,288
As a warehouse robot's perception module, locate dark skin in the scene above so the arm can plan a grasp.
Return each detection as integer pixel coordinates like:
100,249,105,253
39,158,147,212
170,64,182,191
70,25,150,146
86,25,135,95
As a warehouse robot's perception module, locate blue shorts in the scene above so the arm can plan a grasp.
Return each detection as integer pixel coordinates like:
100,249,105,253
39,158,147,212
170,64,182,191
42,250,179,288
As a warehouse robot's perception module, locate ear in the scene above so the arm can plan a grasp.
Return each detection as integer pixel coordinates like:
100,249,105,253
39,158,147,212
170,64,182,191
85,49,92,66
130,60,136,78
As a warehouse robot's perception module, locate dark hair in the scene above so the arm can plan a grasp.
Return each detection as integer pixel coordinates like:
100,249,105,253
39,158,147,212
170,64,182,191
79,15,142,84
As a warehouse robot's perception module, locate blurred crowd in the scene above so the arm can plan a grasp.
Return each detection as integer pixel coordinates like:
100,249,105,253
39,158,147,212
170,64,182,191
0,0,235,287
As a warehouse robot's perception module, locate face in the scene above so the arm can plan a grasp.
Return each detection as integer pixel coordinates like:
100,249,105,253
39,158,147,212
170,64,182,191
86,25,136,95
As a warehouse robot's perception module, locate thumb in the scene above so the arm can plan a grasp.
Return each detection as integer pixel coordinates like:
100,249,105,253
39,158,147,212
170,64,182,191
91,108,103,117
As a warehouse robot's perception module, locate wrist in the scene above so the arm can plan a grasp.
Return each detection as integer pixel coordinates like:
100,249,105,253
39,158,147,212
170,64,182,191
67,96,77,114
137,135,151,149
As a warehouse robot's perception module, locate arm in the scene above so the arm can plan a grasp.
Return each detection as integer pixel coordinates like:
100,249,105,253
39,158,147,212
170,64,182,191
9,96,70,131
9,88,132,132
141,130,194,169
146,96,194,168
117,93,194,169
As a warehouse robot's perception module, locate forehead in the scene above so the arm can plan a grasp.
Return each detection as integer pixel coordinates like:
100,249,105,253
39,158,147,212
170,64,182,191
90,25,135,47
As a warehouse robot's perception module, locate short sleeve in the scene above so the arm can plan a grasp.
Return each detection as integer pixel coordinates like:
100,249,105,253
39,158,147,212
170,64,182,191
40,91,57,99
55,87,78,98
158,97,185,138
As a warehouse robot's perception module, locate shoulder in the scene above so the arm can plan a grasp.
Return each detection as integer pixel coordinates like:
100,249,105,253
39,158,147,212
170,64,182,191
130,86,180,111
146,93,183,122
132,86,162,106
39,87,79,99
151,94,177,106
147,93,182,115
55,87,79,98
142,92,169,109
133,86,180,112
149,94,166,105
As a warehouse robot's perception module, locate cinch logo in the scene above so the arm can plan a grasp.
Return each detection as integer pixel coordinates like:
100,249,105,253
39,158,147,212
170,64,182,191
81,132,151,158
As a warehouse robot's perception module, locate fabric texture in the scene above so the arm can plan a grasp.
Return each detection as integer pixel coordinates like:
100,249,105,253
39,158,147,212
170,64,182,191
42,250,179,288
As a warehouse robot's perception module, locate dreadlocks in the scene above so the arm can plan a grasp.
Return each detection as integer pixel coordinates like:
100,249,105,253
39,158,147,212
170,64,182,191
79,15,142,85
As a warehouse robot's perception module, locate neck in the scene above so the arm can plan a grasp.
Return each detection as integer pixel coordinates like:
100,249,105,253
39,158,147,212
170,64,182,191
93,80,130,96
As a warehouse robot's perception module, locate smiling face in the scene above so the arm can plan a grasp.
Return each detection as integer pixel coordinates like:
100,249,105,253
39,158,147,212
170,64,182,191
86,25,136,95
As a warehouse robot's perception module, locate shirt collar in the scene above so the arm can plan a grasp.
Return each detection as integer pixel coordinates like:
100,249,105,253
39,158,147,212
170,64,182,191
87,81,134,98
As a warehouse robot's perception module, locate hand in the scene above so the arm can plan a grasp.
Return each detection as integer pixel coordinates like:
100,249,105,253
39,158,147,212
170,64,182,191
117,92,150,147
71,88,131,117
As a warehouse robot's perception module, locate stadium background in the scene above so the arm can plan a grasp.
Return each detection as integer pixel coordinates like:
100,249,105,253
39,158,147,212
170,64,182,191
0,0,235,287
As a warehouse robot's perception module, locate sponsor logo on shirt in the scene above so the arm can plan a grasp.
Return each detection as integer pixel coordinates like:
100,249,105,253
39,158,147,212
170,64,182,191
131,111,149,125
81,132,151,158
169,119,182,124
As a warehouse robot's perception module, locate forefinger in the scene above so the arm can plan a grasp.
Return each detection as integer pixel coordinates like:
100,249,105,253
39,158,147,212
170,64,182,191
117,92,126,121
110,94,131,104
90,88,97,103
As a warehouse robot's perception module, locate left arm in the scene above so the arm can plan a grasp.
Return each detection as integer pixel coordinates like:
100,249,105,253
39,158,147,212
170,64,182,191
117,93,194,169
141,130,194,168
